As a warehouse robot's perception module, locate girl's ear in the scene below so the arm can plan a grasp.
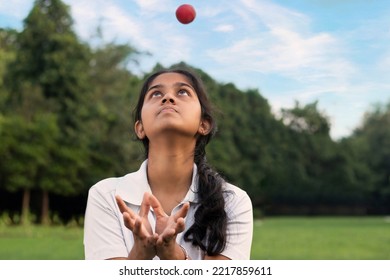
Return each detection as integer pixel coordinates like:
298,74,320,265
198,119,212,135
134,120,146,139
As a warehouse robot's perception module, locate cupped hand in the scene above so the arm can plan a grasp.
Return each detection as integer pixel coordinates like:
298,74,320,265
116,193,158,259
148,193,190,259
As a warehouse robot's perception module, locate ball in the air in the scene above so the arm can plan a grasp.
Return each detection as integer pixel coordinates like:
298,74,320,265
176,4,196,24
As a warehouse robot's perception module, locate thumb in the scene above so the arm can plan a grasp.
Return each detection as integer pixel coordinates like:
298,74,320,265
149,193,167,218
174,202,190,221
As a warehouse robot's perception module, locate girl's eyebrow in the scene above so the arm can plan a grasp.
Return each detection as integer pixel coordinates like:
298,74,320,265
174,82,195,90
147,84,163,92
147,82,194,92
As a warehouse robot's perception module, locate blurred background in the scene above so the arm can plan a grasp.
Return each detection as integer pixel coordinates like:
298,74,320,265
0,0,389,259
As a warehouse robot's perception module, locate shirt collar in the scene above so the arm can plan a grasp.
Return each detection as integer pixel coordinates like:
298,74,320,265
116,160,199,206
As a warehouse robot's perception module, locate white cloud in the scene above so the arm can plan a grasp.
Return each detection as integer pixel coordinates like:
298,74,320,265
207,29,354,83
200,5,227,18
133,0,175,14
206,0,357,102
65,0,150,48
214,24,235,33
201,0,375,140
67,0,194,70
239,0,310,32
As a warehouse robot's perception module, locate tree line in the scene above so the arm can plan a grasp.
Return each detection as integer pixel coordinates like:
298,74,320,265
0,0,389,224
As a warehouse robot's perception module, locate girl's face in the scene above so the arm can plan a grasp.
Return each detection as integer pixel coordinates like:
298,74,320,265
135,72,209,141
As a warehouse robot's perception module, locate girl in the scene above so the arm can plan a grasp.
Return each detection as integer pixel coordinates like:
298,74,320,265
84,68,253,260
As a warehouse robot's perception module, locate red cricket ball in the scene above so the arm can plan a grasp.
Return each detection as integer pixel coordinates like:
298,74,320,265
176,4,196,24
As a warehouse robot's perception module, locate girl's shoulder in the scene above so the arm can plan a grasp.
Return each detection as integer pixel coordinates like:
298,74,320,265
222,182,252,208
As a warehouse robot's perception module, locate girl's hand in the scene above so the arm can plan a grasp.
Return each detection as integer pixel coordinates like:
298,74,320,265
149,193,190,259
116,193,158,259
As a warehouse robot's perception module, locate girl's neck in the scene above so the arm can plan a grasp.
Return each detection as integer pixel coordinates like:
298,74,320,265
146,140,196,213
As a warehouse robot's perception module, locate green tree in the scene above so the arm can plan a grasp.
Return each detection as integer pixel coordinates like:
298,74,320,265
281,101,330,135
85,40,144,181
6,0,91,224
0,113,59,224
0,28,18,110
276,101,371,213
348,102,390,213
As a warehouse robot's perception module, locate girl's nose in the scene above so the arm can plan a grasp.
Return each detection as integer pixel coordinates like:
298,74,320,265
162,97,175,104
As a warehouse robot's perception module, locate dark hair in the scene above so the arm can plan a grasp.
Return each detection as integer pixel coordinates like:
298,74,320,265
134,68,228,256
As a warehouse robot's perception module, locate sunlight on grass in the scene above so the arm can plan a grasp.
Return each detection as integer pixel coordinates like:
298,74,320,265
251,217,390,260
0,225,84,259
0,217,389,260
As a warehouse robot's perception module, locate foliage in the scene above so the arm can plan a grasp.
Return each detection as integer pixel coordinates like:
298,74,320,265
1,0,390,221
84,41,144,181
345,103,390,213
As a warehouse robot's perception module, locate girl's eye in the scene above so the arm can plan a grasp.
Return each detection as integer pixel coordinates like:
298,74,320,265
178,89,189,96
151,91,162,97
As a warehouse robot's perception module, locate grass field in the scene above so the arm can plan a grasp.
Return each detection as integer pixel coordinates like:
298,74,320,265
0,224,84,259
251,217,390,259
0,217,389,260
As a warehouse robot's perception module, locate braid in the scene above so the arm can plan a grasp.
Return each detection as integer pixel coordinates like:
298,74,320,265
184,139,228,255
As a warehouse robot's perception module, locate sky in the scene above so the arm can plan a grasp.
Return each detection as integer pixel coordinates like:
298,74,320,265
1,0,389,139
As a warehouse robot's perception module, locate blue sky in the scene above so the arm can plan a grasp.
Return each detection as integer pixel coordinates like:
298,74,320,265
1,0,389,139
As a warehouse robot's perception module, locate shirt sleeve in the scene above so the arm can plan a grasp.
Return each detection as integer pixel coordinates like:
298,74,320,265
221,187,253,260
83,184,129,260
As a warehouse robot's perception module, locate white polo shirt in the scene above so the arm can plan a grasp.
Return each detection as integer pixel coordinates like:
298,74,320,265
84,160,253,260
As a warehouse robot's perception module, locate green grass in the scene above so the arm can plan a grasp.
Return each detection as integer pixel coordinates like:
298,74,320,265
0,217,389,259
0,225,84,259
251,216,390,260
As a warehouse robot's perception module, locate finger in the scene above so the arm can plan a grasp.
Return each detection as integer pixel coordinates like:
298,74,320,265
116,195,138,221
149,193,167,218
116,195,136,218
173,202,190,221
132,217,143,237
157,228,176,246
115,195,128,213
122,212,134,231
175,217,186,233
147,233,159,246
139,192,151,217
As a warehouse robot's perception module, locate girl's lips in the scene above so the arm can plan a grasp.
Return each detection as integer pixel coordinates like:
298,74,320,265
159,106,178,114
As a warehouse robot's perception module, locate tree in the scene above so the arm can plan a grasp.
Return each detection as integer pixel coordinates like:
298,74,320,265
281,101,330,135
85,40,144,181
275,100,369,213
0,28,18,111
0,113,59,224
348,102,390,213
6,0,91,224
